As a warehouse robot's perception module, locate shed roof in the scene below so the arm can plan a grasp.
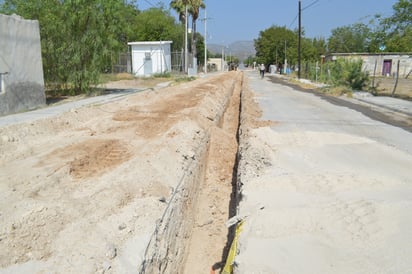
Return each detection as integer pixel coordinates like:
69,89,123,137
128,41,173,46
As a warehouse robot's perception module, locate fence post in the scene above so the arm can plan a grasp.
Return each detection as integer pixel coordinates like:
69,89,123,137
392,60,400,97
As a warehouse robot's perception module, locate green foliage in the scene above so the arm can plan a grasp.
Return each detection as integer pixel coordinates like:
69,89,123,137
330,59,369,90
255,26,296,65
329,0,412,53
380,0,412,52
328,23,372,53
174,76,196,82
254,25,327,67
131,7,183,50
0,0,190,95
305,59,369,91
153,72,172,78
1,0,136,95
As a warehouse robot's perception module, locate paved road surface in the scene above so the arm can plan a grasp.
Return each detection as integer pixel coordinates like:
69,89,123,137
235,71,412,273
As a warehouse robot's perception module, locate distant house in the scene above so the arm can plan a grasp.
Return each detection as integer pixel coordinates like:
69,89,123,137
208,58,227,72
0,14,46,116
128,41,172,77
325,53,412,78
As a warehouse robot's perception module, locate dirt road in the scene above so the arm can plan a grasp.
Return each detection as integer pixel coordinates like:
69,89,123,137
2,70,411,274
0,72,245,273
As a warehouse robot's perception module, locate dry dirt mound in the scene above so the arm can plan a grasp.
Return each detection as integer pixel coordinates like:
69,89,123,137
0,72,241,273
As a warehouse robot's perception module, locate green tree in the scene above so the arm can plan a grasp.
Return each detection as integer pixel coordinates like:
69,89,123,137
130,7,183,51
170,0,205,58
188,0,205,58
254,26,297,66
328,23,372,53
380,0,412,51
1,0,136,94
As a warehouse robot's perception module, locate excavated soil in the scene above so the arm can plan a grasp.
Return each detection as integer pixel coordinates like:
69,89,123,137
0,71,250,273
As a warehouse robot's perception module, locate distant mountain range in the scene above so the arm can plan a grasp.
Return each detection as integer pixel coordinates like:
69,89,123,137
207,41,255,59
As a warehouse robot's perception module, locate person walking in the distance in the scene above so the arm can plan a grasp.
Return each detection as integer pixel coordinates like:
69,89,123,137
259,63,265,78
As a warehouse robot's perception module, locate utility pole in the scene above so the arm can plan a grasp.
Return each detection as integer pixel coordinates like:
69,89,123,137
204,9,207,74
298,0,302,79
201,9,212,74
184,4,188,73
284,40,287,74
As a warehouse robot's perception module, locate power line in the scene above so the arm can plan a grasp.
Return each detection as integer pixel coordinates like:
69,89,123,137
289,13,298,28
303,0,320,11
289,0,321,28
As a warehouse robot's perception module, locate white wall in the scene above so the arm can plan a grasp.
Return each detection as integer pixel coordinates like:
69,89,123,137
0,14,45,116
129,42,172,77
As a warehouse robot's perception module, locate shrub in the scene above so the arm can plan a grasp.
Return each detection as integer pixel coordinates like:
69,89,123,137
330,59,369,90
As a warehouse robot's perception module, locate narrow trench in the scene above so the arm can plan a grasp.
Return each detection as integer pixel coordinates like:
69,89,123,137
182,73,243,274
219,76,243,273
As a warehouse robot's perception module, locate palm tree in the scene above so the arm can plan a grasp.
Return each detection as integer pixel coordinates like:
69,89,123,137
170,0,205,56
170,0,187,25
188,0,205,58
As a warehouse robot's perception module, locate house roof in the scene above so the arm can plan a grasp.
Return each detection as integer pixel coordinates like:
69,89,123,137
127,41,173,46
327,52,412,57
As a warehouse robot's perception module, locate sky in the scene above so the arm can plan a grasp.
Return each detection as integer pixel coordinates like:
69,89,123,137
138,0,399,45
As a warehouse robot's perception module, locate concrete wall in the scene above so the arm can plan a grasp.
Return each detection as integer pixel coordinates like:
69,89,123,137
0,14,45,116
361,54,412,77
326,53,412,78
128,41,172,77
208,58,227,72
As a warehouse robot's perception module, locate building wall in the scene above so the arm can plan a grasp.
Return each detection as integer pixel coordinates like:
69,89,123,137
129,42,172,77
327,53,412,78
0,14,46,116
208,58,227,72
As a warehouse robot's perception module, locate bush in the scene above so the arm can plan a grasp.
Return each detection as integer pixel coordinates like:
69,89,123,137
330,59,369,90
305,59,369,91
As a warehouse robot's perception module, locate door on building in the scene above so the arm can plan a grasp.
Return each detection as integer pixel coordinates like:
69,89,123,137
144,52,152,75
382,59,392,76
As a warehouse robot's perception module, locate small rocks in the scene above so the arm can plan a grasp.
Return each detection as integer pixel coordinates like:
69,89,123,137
198,219,213,227
105,244,117,260
1,135,18,142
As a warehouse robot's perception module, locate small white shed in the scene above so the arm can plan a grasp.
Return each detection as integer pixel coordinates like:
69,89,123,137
128,41,172,77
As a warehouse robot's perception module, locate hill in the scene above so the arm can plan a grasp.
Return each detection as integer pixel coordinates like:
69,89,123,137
207,40,255,60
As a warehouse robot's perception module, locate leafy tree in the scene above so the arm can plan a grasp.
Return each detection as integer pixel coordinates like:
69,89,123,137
380,0,412,51
1,0,136,94
195,32,205,66
328,23,372,53
131,7,184,51
255,26,297,66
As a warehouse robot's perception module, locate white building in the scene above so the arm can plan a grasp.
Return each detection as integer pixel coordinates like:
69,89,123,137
128,41,172,77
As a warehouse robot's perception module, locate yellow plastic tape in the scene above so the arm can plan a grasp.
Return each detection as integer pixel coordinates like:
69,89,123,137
222,220,244,274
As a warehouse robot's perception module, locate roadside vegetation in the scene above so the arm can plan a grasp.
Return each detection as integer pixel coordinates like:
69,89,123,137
0,0,205,96
252,0,411,93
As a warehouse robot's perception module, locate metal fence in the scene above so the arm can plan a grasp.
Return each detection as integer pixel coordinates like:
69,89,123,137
112,51,193,75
